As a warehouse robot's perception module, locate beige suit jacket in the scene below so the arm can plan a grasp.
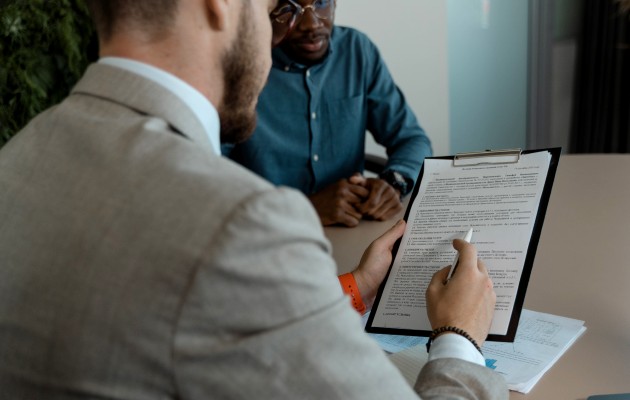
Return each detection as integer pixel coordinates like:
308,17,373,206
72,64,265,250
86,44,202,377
0,63,507,399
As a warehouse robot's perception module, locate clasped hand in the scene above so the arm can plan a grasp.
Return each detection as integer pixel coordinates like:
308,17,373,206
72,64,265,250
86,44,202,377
309,173,403,227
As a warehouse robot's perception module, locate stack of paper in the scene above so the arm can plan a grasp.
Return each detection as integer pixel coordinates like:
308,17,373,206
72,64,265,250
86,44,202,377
368,309,586,394
482,310,586,393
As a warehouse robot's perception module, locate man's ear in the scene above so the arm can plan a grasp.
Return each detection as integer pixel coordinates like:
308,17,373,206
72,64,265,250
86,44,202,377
205,0,230,31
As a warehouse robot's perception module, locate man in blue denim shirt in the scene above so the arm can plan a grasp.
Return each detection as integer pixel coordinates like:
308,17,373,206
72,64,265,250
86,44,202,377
223,0,432,227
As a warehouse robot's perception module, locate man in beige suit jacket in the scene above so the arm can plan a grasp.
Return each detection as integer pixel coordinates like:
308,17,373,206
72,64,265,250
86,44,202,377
0,0,507,398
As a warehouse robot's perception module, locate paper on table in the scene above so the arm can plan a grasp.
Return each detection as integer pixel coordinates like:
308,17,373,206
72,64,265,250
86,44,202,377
383,309,585,394
362,312,427,353
483,309,586,393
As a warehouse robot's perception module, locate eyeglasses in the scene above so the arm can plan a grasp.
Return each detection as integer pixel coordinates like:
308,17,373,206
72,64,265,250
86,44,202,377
270,0,334,47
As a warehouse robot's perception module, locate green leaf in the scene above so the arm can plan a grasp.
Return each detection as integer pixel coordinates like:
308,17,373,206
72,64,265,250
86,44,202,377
0,0,97,147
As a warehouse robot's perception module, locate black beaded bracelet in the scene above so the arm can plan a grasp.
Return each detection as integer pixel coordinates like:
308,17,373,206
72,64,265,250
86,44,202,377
425,326,483,355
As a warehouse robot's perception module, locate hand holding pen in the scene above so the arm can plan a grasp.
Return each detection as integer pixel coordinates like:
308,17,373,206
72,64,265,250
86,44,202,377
426,235,496,347
445,227,474,282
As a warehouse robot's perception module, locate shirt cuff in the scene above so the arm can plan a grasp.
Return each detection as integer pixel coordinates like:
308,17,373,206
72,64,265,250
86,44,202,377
427,333,486,366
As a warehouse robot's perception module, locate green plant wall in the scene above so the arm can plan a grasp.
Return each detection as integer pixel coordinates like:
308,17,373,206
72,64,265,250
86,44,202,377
0,0,97,148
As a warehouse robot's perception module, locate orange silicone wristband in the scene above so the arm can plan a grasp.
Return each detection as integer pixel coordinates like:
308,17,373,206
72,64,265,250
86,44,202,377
338,273,367,314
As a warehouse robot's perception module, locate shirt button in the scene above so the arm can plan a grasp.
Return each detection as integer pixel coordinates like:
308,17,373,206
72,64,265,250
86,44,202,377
306,70,311,78
311,112,317,120
284,66,290,72
313,154,319,162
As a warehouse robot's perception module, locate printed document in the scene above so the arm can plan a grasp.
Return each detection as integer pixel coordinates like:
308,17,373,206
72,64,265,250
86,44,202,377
369,151,553,338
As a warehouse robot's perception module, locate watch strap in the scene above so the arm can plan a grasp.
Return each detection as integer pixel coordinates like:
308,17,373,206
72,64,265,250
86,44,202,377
338,273,367,314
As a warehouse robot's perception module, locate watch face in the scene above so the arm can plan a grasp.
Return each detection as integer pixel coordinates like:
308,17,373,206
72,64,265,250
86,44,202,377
382,170,408,196
392,171,405,184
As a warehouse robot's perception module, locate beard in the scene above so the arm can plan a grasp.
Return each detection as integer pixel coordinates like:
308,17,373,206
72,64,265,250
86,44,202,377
219,5,265,144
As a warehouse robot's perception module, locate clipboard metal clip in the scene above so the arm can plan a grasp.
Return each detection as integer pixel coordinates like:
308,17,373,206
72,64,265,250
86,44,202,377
453,148,522,167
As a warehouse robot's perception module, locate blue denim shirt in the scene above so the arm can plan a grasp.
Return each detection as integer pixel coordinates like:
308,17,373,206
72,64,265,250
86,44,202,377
223,26,432,195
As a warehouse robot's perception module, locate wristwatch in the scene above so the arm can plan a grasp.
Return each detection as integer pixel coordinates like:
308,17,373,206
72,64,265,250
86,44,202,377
379,169,411,197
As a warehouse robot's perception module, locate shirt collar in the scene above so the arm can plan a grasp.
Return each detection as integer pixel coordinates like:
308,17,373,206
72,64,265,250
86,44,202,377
98,57,221,155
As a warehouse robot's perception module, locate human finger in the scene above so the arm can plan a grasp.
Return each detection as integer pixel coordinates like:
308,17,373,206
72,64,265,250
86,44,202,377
358,179,388,212
372,219,406,250
369,197,403,220
450,239,478,270
348,172,367,186
428,265,451,288
353,220,406,307
338,212,362,227
347,183,370,200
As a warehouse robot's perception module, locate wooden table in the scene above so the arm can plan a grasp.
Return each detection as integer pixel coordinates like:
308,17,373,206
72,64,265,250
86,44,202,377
324,154,630,399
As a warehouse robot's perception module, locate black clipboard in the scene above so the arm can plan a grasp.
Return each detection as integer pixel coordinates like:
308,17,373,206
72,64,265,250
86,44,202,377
365,147,561,342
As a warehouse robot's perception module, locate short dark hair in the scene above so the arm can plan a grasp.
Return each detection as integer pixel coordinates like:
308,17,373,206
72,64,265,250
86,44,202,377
85,0,179,42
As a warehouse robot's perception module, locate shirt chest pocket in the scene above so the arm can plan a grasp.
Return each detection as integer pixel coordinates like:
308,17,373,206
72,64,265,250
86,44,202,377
319,94,367,159
322,95,365,132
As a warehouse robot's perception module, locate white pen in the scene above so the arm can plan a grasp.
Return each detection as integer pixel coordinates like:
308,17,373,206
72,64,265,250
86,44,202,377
446,228,474,282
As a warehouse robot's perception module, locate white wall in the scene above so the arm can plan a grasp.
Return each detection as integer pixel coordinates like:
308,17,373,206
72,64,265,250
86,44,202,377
334,0,451,157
